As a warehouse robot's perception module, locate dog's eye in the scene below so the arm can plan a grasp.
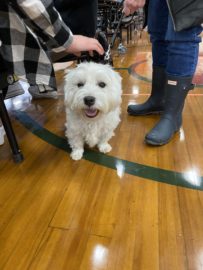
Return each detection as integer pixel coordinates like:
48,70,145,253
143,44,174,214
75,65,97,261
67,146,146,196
77,82,84,88
98,82,106,88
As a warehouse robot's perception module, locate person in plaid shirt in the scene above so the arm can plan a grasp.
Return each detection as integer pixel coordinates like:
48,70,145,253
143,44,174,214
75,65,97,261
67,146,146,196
0,0,104,99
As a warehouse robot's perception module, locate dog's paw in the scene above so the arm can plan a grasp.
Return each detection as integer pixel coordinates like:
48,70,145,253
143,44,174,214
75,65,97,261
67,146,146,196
98,143,112,153
70,149,84,160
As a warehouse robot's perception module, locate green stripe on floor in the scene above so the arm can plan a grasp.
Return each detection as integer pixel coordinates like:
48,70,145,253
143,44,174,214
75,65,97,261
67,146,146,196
15,110,203,191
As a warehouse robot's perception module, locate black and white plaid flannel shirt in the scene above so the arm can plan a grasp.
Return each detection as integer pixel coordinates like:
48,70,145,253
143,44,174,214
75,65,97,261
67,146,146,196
0,0,73,90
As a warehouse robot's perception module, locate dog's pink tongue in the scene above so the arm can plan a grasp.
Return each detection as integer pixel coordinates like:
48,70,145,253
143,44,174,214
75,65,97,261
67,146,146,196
84,108,98,118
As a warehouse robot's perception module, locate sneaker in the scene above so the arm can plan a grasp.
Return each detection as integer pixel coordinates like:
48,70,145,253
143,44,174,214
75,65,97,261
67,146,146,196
28,85,58,99
0,125,5,145
5,81,25,99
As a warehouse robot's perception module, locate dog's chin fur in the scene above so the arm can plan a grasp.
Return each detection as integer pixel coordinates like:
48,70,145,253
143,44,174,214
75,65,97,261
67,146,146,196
64,62,122,160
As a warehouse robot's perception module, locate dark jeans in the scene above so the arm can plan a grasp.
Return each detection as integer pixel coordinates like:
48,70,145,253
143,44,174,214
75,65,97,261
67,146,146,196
147,0,202,76
54,0,98,37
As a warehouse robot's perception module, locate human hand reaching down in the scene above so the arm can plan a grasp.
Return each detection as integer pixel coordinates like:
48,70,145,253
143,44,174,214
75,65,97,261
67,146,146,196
65,35,104,57
123,0,146,16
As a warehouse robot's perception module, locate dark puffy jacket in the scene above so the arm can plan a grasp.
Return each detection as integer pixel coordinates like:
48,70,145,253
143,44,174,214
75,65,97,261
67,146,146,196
166,0,203,31
144,0,203,32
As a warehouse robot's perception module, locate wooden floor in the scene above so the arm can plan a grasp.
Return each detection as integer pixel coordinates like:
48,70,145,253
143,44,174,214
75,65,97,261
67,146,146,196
1,32,203,270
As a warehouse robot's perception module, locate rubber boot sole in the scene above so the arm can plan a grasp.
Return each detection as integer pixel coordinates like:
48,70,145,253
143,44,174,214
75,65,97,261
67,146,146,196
127,109,164,116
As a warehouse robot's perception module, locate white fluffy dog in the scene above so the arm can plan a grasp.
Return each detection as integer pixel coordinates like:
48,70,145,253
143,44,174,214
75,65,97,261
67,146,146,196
64,62,122,160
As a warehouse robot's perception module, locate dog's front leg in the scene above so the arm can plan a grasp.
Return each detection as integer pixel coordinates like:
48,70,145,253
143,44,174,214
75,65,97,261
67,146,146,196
68,136,84,161
97,132,114,154
98,142,112,153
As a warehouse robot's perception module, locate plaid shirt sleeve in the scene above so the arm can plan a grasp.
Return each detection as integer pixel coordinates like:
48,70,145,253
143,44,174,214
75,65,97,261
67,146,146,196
10,0,73,52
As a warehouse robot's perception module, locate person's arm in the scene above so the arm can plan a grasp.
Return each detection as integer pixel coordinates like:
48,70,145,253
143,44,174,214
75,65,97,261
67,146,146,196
123,0,146,16
10,0,104,55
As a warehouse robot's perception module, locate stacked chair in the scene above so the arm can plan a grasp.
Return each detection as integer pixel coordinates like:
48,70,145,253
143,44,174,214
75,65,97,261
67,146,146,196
98,0,144,48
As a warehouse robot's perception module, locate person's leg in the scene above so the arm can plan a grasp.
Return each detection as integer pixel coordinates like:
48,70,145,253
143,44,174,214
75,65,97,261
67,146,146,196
145,15,202,145
54,0,98,37
128,0,168,115
166,19,202,77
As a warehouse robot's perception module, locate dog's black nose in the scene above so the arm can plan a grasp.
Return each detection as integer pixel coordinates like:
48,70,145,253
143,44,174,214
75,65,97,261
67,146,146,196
84,96,95,106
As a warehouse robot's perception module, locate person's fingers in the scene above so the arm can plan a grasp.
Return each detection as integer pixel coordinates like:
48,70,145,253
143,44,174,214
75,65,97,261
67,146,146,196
96,43,104,55
123,6,131,16
65,35,104,55
92,40,104,55
97,43,104,54
123,0,144,15
88,50,93,57
73,52,81,57
123,0,134,15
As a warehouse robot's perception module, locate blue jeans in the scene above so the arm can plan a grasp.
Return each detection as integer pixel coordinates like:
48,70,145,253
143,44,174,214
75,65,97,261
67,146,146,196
148,0,202,76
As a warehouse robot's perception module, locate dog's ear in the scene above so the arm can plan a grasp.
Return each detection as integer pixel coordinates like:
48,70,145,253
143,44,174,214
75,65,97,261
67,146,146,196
113,69,122,84
63,71,74,107
111,69,122,93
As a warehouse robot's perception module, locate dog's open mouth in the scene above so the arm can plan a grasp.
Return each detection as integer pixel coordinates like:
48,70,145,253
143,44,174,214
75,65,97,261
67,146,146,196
84,108,99,118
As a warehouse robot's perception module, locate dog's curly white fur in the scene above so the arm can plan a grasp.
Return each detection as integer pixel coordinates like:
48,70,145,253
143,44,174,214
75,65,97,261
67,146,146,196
64,62,122,160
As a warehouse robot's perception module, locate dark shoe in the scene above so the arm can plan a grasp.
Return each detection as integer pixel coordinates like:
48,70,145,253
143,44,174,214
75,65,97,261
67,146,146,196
145,75,194,145
127,66,166,115
28,85,58,99
5,81,25,99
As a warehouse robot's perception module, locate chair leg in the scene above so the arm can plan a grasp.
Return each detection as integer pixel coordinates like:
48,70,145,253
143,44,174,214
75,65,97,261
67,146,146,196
130,24,133,40
0,91,24,163
126,27,128,43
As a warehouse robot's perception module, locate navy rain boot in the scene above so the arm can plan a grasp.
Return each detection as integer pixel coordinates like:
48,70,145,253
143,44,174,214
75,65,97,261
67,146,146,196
145,75,194,145
127,66,166,116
